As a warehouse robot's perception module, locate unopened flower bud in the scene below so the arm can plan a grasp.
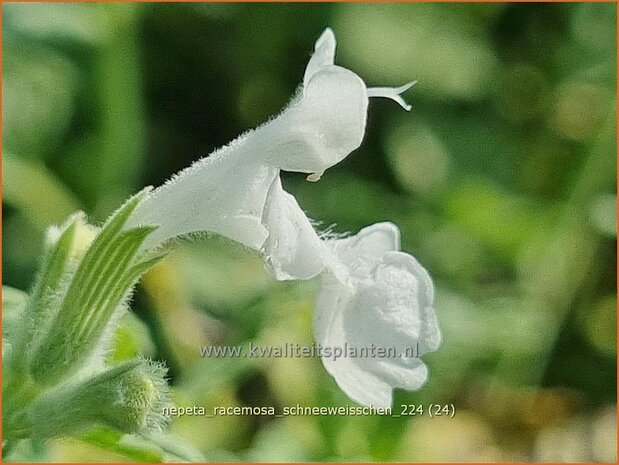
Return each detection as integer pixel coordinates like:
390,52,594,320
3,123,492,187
27,359,170,438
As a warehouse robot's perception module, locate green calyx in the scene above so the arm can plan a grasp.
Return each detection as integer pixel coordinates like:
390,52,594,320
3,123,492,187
2,187,171,445
27,359,170,439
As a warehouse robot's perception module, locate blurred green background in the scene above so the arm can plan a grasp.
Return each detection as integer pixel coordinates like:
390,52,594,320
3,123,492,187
2,2,617,462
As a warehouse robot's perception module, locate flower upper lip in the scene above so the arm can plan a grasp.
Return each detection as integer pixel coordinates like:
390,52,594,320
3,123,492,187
303,27,337,87
126,27,414,257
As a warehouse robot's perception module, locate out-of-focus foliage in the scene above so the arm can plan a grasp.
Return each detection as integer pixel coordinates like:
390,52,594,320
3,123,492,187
2,2,616,462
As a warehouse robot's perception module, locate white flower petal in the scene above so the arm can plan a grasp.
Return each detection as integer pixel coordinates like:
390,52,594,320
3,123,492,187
127,144,278,252
348,256,424,342
419,298,442,354
343,251,438,389
329,222,401,280
261,177,325,280
314,225,440,407
267,67,368,176
367,358,429,391
303,28,336,87
381,251,435,317
347,251,438,350
313,275,394,408
380,252,440,354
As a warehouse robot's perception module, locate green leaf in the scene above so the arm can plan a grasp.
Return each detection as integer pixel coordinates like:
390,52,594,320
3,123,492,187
28,215,79,307
80,427,207,463
29,227,158,384
65,188,152,296
28,189,159,384
8,215,81,369
81,428,163,463
141,432,207,463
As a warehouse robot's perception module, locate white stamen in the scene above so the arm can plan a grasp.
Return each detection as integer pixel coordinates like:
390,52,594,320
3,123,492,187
367,81,417,111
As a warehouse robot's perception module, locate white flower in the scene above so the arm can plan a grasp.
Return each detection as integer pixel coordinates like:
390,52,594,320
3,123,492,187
314,223,441,408
127,28,414,261
124,28,439,408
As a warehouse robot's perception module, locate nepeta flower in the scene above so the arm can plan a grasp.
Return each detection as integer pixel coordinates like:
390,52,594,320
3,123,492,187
127,28,412,266
126,28,440,407
316,223,441,408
